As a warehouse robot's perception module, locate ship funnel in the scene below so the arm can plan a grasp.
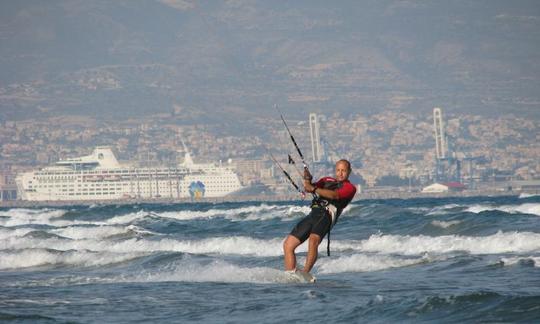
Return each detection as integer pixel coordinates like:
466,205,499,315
93,147,120,168
181,141,194,166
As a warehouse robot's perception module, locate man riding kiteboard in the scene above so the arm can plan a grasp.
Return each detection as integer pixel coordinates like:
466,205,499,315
283,159,357,275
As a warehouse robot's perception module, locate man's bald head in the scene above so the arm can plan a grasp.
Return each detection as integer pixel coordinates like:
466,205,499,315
335,159,351,181
337,159,351,171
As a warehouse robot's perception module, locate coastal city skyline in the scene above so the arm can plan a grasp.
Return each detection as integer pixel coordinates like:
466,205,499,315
1,106,538,199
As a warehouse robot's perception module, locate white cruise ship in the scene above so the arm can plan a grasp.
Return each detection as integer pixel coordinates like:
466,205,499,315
16,146,243,201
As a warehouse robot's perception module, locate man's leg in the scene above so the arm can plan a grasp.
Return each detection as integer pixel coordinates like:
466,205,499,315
283,234,302,271
303,233,322,273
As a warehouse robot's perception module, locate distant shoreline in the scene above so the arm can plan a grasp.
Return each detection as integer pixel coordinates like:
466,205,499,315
0,189,531,208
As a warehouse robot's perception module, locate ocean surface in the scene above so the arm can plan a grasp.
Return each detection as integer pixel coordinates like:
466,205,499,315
1,194,540,323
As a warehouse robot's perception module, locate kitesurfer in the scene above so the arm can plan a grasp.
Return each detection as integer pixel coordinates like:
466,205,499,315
283,159,357,273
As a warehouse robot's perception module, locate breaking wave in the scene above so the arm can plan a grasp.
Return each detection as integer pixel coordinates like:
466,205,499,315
317,253,429,274
499,256,540,267
0,208,68,226
431,220,462,228
334,231,540,255
0,204,312,228
2,230,539,271
0,249,146,270
519,193,540,199
465,203,540,216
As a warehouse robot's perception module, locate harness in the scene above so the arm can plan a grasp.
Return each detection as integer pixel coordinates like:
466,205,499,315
310,180,343,256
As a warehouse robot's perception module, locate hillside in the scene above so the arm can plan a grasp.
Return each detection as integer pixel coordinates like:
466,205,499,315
1,0,539,124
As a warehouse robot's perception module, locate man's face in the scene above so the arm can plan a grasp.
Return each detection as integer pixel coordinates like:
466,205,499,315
335,161,350,182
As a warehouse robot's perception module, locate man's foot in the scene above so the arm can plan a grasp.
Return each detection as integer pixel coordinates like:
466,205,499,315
294,269,316,283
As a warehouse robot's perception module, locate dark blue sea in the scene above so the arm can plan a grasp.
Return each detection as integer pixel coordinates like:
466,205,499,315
1,194,540,323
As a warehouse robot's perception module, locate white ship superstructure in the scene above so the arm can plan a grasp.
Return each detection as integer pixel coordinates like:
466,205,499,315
16,147,243,201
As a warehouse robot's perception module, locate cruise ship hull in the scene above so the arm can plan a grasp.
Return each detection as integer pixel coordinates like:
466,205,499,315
16,147,243,201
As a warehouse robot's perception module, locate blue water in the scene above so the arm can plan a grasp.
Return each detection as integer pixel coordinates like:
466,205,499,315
1,195,540,323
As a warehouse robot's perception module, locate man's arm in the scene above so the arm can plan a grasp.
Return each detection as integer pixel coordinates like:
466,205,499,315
303,168,340,199
303,180,339,200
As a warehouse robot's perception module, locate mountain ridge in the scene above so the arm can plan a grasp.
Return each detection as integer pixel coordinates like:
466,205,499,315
1,0,539,123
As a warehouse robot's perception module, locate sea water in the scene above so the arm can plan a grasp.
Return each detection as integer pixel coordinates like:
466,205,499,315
1,195,539,323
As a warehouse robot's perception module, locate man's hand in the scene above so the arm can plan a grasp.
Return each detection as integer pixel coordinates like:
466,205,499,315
304,181,315,193
303,168,314,193
303,168,313,181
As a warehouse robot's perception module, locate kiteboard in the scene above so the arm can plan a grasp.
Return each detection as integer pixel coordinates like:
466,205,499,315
286,269,316,283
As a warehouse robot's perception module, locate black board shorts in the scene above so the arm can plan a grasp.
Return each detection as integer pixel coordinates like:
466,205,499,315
289,207,331,243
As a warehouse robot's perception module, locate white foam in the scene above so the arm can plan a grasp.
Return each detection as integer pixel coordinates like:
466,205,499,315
337,204,354,217
407,204,461,216
519,193,540,199
130,259,291,284
0,207,142,227
148,236,286,256
1,235,290,257
4,210,540,272
0,208,68,226
343,231,540,255
465,203,540,216
431,220,462,228
155,204,310,222
1,223,155,241
0,227,35,240
50,225,131,240
0,249,146,270
2,298,72,305
500,256,540,267
1,209,167,228
407,207,431,213
285,205,312,216
98,210,150,225
4,230,540,259
126,224,160,236
317,253,428,274
0,204,313,232
9,259,297,285
465,204,492,213
426,204,461,216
